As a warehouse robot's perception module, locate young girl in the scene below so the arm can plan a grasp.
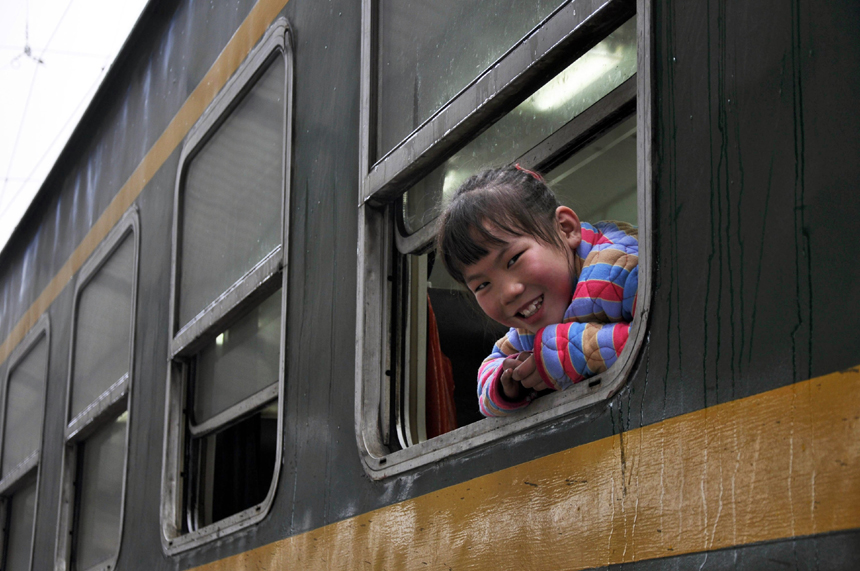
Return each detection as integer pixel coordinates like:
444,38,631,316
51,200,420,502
436,166,638,417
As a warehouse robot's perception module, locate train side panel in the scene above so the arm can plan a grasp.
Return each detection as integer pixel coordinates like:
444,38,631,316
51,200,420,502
0,0,856,569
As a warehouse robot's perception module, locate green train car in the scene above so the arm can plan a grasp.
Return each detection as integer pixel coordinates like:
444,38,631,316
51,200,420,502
0,0,857,569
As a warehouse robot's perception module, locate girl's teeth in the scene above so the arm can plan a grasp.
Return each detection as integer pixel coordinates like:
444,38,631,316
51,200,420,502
520,296,542,318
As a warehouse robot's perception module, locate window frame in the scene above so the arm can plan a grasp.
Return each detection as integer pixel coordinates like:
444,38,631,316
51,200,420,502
356,0,653,479
160,19,294,554
54,207,139,571
0,314,50,571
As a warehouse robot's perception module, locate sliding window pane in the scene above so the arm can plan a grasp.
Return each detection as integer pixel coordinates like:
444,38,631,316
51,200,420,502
179,57,286,326
74,415,127,571
71,235,134,419
377,0,566,158
4,478,36,571
2,339,47,477
193,289,281,424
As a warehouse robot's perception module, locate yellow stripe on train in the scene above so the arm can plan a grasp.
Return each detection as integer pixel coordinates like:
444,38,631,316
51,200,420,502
195,366,860,570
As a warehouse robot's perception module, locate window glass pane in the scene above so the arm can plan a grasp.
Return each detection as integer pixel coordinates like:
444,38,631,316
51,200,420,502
377,0,566,159
2,339,47,477
74,414,127,571
547,114,637,225
402,16,637,233
179,55,286,327
4,478,36,571
191,403,277,528
193,288,281,425
71,235,134,419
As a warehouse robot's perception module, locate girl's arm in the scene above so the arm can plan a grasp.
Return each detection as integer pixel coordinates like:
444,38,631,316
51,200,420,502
536,222,639,391
532,321,630,391
566,244,639,323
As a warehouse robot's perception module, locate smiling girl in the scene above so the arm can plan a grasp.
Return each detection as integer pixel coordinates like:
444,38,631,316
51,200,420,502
436,166,639,417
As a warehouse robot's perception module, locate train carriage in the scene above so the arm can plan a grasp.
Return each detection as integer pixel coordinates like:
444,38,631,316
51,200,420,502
0,0,857,569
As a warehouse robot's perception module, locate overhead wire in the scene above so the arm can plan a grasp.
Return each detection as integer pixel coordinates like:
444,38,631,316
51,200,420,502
1,0,81,212
0,65,108,215
1,62,42,198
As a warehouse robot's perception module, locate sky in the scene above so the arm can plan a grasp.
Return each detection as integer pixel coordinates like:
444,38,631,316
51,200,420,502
0,0,149,256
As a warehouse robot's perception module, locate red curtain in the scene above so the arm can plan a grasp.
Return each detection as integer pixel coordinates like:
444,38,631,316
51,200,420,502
425,296,457,438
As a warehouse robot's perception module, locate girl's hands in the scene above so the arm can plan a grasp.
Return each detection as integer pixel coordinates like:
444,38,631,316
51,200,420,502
500,352,548,400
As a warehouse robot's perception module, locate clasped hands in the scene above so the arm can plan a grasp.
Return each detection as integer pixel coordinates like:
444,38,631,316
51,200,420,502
500,351,549,401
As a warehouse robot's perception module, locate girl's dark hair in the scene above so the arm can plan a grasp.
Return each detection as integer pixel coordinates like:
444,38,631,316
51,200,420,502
436,166,564,285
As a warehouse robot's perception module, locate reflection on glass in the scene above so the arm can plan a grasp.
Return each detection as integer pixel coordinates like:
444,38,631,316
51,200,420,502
191,403,277,527
377,0,566,159
74,415,127,571
179,55,286,327
71,235,134,419
5,478,36,571
548,115,637,225
402,17,637,233
193,289,281,424
2,338,47,478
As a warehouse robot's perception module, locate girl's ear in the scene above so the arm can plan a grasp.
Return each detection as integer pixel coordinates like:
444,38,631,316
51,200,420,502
555,206,582,251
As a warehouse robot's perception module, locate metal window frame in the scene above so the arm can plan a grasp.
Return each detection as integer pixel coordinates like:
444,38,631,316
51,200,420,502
54,207,139,571
392,253,431,449
0,314,50,571
355,0,652,479
160,18,294,554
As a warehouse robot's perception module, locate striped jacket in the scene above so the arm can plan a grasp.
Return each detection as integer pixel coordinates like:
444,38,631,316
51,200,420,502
477,221,639,417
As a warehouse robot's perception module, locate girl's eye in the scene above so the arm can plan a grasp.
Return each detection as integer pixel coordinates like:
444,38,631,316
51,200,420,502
474,282,489,293
507,252,523,268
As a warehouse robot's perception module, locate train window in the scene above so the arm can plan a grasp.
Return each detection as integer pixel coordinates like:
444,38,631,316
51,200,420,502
55,210,138,571
357,1,652,476
161,20,293,553
0,316,49,571
396,18,635,445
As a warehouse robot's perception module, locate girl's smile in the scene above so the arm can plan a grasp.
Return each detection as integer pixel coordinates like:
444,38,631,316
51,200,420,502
517,294,543,318
462,207,582,333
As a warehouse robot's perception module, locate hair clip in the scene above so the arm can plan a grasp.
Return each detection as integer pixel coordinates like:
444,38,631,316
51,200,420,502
514,164,544,182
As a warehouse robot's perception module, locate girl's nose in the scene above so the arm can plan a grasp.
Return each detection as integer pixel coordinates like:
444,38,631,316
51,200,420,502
501,280,524,305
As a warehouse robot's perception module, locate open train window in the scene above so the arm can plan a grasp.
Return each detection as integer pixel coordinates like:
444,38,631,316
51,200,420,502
161,20,293,553
357,0,652,476
55,209,138,571
0,315,49,571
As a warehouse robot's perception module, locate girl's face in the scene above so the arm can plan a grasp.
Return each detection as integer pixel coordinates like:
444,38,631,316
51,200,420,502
462,207,582,333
